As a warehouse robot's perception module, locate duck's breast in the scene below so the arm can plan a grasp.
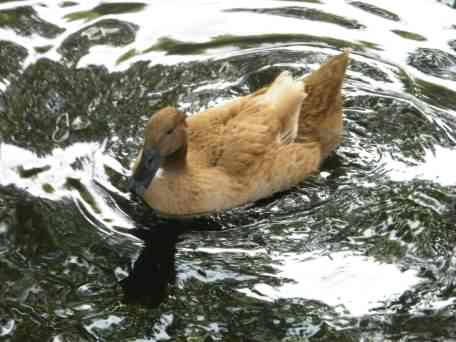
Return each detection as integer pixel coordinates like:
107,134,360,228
144,166,247,216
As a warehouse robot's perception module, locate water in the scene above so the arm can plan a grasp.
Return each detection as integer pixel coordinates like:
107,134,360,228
1,0,456,341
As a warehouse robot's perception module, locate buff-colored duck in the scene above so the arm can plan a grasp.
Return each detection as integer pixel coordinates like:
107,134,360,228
129,49,351,217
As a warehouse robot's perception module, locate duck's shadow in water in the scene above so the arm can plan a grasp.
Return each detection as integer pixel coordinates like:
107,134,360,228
120,225,180,306
117,189,262,306
118,207,268,306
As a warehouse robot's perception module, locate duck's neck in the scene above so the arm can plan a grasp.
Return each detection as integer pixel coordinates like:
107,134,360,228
162,144,187,171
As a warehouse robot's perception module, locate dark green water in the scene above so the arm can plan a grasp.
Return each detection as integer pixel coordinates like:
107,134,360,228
1,1,456,341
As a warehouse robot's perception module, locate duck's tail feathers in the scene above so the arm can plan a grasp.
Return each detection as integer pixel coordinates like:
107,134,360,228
297,48,351,159
265,71,306,104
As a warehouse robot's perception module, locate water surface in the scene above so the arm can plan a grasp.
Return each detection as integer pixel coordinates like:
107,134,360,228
1,0,456,341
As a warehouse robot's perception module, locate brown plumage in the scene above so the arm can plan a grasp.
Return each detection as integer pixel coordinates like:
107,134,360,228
129,49,351,216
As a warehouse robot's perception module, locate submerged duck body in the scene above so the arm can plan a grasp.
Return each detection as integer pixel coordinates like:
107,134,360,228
129,49,351,216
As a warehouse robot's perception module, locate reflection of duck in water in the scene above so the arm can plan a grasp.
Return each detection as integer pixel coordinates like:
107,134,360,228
120,226,180,305
129,49,350,217
120,218,230,306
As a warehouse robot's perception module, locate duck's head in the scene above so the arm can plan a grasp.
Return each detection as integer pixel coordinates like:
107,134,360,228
129,106,187,198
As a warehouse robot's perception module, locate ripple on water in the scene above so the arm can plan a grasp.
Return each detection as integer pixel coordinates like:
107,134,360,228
1,1,456,341
408,48,456,81
385,145,456,186
239,251,422,316
0,6,64,38
58,19,138,67
63,2,147,22
0,40,27,80
349,1,401,22
224,6,366,29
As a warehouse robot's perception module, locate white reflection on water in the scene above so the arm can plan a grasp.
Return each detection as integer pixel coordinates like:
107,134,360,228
238,251,421,316
3,0,453,96
385,145,456,186
0,319,15,338
178,262,257,283
0,142,135,233
85,314,125,334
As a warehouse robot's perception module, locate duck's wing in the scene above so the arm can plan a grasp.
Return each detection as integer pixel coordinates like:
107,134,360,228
186,71,306,170
257,141,321,196
186,97,246,167
214,72,307,176
215,119,274,175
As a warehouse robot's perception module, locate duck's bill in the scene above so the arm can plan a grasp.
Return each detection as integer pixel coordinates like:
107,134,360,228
128,148,161,197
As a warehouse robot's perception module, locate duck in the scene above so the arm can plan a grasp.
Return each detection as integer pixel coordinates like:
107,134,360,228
129,49,351,217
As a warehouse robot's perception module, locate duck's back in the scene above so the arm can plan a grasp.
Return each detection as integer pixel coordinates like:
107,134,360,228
186,97,245,168
186,71,306,174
